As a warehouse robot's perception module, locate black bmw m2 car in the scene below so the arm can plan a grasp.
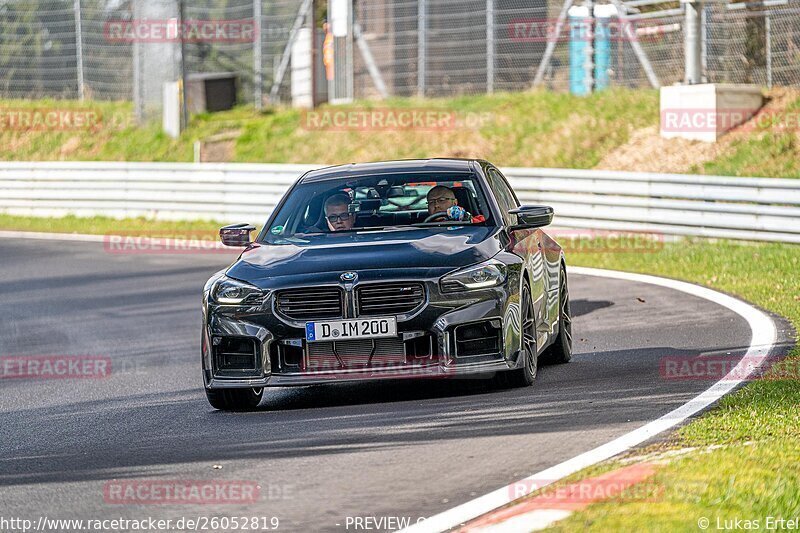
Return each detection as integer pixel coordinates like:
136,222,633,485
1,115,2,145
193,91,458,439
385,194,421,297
202,159,572,410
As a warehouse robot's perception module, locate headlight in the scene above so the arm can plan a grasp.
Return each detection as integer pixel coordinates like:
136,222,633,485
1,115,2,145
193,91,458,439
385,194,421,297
211,276,266,305
440,259,507,292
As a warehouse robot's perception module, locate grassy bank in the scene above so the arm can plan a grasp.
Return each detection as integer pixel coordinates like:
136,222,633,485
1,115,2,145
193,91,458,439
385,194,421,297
5,90,800,177
2,90,657,167
546,240,800,530
693,96,800,179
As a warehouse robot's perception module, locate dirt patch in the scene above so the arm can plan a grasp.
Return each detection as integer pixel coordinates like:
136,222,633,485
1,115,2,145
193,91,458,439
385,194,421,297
59,136,82,157
199,130,241,162
2,131,35,154
595,88,800,173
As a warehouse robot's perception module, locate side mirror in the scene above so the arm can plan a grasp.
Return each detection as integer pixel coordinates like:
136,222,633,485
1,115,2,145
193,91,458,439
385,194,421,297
508,205,554,229
220,223,256,247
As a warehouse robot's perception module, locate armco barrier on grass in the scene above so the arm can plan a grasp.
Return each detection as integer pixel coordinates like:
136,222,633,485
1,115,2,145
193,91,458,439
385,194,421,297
2,162,799,244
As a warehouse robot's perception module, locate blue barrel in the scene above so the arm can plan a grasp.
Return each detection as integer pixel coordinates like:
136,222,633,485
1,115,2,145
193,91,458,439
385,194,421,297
594,16,611,91
569,15,590,96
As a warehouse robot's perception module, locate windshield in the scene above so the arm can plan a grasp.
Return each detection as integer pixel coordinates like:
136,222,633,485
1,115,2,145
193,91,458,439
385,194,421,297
260,172,493,244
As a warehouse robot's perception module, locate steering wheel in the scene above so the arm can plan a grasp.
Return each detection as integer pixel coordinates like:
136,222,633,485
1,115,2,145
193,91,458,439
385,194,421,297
424,211,449,223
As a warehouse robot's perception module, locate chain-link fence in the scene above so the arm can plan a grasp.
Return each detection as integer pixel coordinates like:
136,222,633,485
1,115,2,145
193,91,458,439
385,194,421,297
1,0,798,116
706,2,800,86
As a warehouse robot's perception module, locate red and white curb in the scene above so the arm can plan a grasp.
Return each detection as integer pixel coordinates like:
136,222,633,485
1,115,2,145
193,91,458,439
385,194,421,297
457,463,658,532
401,266,778,533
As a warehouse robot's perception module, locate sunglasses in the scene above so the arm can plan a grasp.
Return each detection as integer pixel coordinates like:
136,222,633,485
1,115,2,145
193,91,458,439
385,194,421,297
326,213,352,223
429,197,456,206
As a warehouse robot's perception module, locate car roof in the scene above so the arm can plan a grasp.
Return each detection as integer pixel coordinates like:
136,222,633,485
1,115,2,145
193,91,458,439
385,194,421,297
299,158,487,183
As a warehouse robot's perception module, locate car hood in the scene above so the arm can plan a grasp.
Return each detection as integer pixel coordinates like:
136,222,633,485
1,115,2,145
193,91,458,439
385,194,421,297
226,226,502,289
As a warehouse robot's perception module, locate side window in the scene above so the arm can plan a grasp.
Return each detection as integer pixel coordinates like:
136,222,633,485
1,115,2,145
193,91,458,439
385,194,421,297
487,168,519,226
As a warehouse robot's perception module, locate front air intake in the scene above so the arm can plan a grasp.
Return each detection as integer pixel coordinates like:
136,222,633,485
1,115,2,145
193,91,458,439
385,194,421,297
276,287,344,320
357,282,425,317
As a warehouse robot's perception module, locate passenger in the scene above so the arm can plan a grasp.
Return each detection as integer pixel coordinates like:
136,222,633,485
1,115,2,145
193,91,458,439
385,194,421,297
323,193,355,232
426,185,485,223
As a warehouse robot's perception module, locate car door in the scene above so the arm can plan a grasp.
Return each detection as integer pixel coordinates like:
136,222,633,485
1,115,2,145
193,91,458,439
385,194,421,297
485,167,550,339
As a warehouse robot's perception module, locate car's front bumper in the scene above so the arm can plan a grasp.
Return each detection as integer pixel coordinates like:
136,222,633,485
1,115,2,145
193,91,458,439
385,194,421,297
202,271,524,389
205,359,516,388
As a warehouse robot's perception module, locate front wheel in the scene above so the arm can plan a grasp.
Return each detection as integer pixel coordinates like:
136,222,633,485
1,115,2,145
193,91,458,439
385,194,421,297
205,387,263,411
541,265,572,365
495,280,537,388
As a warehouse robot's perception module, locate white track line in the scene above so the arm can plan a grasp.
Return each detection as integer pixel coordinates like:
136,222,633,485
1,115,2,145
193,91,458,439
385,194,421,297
401,266,778,533
0,230,108,242
0,230,222,249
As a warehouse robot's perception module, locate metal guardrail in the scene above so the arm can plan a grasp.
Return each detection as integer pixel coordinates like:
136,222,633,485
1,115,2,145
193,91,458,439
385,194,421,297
0,162,799,244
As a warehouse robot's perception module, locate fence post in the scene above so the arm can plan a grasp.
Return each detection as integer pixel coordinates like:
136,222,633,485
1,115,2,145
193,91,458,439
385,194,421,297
701,4,708,83
132,0,143,123
346,0,354,100
74,0,85,100
486,0,494,94
178,0,189,129
418,0,427,97
584,0,594,94
683,0,703,84
766,13,772,89
254,0,263,109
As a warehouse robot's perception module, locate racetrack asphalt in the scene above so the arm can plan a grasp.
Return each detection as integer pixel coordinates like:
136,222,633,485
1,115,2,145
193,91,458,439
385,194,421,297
0,238,756,532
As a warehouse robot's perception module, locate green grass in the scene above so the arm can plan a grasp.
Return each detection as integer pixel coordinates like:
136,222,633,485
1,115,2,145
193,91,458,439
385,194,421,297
0,214,225,235
693,96,800,178
544,240,800,530
695,132,800,178
0,99,254,162
0,90,658,167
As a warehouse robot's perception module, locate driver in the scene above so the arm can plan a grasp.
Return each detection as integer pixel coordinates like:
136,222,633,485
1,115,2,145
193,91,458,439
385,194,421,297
324,193,355,232
426,185,485,223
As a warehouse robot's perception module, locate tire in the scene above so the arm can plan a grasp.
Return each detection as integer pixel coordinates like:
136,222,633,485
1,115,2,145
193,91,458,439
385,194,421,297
495,280,537,388
205,387,263,411
541,265,572,365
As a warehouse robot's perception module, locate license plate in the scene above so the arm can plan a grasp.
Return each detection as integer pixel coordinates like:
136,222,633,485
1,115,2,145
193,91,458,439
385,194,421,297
305,317,397,343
